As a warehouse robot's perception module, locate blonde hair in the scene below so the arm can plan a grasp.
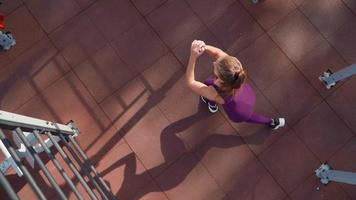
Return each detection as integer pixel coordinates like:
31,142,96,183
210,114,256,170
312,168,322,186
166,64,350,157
215,55,246,94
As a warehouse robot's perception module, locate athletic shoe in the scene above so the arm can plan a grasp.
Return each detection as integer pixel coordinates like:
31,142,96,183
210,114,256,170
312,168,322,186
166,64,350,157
270,118,285,130
200,96,219,113
208,102,218,113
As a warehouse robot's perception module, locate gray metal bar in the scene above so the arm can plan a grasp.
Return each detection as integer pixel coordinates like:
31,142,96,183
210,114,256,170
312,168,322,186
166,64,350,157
319,64,356,89
316,163,356,185
0,110,76,135
68,136,116,200
327,64,356,83
0,129,46,200
46,132,98,200
15,128,67,200
33,130,83,200
0,169,20,200
58,134,109,200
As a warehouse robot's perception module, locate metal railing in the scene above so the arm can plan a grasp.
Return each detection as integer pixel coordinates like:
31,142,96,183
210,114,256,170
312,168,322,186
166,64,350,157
0,110,116,199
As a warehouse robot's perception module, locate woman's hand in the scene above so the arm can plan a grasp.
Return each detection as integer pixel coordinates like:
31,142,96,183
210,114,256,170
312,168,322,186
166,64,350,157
190,40,206,59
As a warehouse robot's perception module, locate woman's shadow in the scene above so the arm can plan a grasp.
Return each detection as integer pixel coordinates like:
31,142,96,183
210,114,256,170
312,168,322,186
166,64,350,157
99,101,270,199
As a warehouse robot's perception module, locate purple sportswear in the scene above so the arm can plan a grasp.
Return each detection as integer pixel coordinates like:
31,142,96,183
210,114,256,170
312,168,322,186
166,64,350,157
204,78,272,125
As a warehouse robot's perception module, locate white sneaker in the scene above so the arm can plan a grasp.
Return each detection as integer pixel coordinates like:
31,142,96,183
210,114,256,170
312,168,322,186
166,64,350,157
200,96,218,113
270,118,285,130
208,102,218,113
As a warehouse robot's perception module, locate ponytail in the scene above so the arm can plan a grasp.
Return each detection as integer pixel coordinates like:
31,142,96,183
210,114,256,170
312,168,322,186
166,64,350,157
215,56,246,95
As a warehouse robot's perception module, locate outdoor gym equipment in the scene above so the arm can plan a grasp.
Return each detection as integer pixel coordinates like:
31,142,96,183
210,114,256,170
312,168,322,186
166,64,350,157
319,63,356,89
315,163,356,186
0,110,116,200
0,31,16,50
315,64,356,186
0,4,16,51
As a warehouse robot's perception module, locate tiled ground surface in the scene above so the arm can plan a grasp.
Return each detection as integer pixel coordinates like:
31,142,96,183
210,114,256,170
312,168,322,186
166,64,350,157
1,0,356,199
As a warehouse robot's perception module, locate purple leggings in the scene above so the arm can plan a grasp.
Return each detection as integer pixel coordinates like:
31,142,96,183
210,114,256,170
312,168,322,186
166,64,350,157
246,113,272,125
204,78,272,125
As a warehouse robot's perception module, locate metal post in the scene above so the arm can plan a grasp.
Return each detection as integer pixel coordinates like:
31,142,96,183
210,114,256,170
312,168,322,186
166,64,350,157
15,128,67,200
46,132,98,200
0,31,16,50
58,134,109,200
319,63,356,89
33,130,83,200
68,136,116,200
0,129,46,200
0,139,23,176
315,163,356,185
0,170,20,200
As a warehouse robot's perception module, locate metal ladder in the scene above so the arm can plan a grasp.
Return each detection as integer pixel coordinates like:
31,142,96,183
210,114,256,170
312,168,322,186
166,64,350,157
0,110,116,200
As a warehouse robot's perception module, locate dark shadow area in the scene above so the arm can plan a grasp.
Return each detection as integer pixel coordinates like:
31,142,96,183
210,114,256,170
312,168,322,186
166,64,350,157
97,101,272,199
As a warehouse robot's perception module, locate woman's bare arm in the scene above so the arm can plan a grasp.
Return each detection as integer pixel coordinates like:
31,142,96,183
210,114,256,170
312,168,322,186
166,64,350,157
186,41,225,104
204,45,228,60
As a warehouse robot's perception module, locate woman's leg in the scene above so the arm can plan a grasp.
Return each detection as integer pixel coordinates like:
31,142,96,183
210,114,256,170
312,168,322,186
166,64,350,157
246,113,272,125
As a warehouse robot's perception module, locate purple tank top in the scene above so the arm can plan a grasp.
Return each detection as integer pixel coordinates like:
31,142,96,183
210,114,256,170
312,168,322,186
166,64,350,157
204,78,256,122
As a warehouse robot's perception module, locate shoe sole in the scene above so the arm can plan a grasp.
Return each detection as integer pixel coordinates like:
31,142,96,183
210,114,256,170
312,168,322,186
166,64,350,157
208,103,218,113
273,118,285,130
201,96,218,113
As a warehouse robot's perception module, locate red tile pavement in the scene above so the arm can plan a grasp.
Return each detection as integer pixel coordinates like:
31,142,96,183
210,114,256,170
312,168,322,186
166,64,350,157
0,50,11,69
259,130,320,193
75,0,96,9
239,0,296,30
223,159,287,200
263,66,323,126
290,174,351,200
0,0,22,16
208,2,264,55
268,9,324,63
299,0,354,39
86,0,142,40
24,0,81,33
10,37,71,92
342,0,356,15
111,20,168,73
0,66,36,112
123,105,186,178
294,102,354,161
132,181,169,200
295,40,348,98
1,0,356,199
49,13,107,68
155,153,225,200
327,77,356,133
327,19,356,64
95,142,154,199
185,0,235,26
141,53,183,92
147,0,205,49
73,44,136,102
131,0,167,16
